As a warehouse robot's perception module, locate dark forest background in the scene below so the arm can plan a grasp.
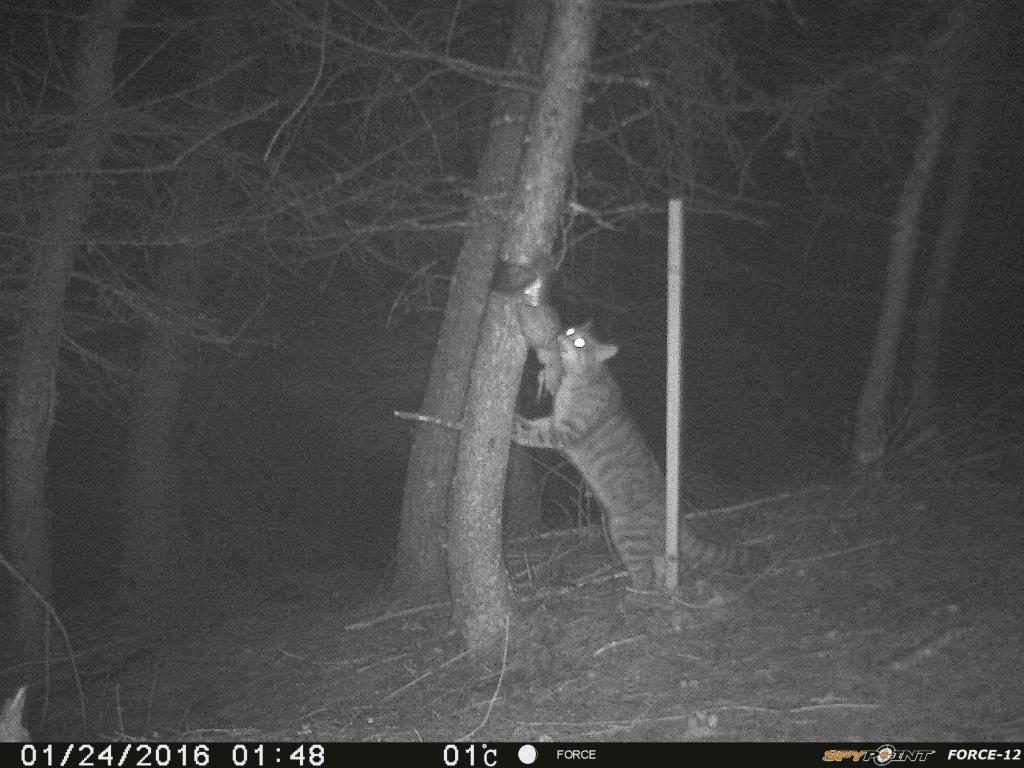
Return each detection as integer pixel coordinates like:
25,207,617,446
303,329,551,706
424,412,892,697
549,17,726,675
0,0,1020,655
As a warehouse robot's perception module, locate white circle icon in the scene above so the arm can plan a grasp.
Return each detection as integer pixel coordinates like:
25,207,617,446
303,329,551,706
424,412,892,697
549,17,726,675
518,744,538,764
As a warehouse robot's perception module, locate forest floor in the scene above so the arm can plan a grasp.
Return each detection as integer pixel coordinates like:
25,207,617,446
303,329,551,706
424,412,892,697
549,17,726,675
12,438,1024,743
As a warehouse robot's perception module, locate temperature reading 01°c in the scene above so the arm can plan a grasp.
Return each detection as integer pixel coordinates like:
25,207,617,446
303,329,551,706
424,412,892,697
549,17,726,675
442,743,499,767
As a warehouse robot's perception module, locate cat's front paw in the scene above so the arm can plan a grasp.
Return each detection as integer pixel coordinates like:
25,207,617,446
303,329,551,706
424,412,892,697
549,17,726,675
513,415,554,448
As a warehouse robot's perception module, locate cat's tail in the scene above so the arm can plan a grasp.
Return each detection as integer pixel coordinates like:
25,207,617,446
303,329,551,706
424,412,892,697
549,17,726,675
679,535,770,576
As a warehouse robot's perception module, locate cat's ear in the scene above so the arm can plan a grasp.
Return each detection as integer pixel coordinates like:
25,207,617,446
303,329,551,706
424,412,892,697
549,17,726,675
595,341,618,361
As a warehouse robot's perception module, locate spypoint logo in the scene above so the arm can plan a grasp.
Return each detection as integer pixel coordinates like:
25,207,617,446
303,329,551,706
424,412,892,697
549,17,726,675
871,745,936,765
822,745,935,764
874,745,898,765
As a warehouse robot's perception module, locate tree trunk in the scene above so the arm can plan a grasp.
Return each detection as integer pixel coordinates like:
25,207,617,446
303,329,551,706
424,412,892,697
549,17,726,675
448,297,523,647
2,0,133,661
390,0,549,600
450,0,600,651
910,86,984,419
119,250,195,615
118,0,245,616
852,16,963,466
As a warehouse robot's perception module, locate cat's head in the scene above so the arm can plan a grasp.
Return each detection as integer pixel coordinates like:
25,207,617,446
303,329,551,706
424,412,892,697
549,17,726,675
558,321,618,372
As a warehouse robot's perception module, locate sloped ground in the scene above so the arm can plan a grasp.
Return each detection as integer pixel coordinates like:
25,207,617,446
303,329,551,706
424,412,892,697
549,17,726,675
16,447,1024,742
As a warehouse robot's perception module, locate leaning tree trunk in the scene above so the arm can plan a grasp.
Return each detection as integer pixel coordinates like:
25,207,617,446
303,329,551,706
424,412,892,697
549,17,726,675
390,0,550,600
910,84,984,420
450,0,600,651
119,0,246,617
851,15,963,467
2,0,133,661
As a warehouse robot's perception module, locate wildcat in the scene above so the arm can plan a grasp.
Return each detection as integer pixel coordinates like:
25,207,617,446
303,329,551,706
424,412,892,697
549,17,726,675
515,323,767,588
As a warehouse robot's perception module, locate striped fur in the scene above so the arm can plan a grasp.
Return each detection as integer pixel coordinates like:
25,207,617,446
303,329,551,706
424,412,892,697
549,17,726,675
515,323,766,589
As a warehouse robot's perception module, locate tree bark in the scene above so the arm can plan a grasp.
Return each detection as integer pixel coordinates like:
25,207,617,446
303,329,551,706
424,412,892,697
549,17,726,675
448,297,524,646
2,0,133,661
910,84,983,418
852,15,963,466
390,0,550,600
118,0,245,616
119,249,195,614
450,0,600,651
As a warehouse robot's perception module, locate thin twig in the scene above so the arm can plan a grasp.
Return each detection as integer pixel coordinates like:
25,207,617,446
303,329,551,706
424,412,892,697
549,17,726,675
687,484,828,518
796,540,886,564
265,0,329,168
382,649,471,703
393,409,461,430
460,614,511,740
0,551,87,729
344,599,451,631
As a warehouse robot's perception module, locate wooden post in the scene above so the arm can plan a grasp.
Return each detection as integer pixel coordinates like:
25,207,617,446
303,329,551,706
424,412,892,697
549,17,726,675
664,199,684,588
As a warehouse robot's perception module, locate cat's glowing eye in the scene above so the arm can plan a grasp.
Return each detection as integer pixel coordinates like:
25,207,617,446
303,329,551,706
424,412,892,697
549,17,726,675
573,337,586,349
565,327,576,336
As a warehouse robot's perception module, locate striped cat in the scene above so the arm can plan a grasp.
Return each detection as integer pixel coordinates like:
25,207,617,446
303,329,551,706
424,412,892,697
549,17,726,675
514,322,767,589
